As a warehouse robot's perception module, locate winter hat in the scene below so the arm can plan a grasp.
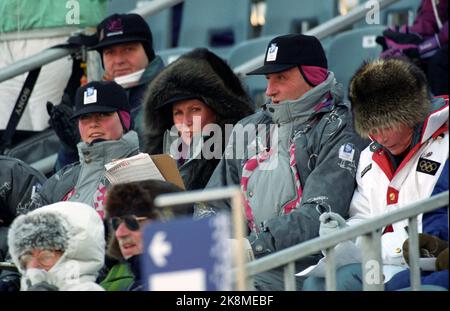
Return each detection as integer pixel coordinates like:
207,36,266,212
93,13,155,62
8,212,69,261
349,58,431,137
72,80,132,131
247,34,328,86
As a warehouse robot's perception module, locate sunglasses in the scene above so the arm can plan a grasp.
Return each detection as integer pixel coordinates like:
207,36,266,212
110,215,148,231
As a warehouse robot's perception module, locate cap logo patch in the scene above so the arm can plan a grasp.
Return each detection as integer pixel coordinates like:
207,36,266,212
84,87,97,105
266,43,278,62
107,18,123,32
106,18,124,37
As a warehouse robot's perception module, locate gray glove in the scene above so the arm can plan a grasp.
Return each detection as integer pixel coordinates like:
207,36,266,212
319,212,348,237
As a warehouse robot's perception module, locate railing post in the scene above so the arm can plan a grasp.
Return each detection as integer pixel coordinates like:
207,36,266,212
361,230,384,291
324,247,337,291
407,216,421,291
231,190,247,291
283,262,296,291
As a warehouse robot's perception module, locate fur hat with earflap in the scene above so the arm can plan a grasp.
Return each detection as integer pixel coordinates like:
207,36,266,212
8,212,69,271
143,48,254,155
348,58,432,137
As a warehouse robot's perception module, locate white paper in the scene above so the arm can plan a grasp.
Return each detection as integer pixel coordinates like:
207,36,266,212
296,241,362,278
104,153,165,184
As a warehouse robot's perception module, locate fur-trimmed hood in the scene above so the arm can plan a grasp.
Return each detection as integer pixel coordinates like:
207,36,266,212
349,58,432,137
143,48,254,154
8,202,105,291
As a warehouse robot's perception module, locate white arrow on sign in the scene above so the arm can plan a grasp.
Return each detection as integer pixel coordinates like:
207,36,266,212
148,231,172,267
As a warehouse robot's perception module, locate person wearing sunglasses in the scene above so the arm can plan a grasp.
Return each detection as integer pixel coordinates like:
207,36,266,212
100,179,190,291
7,201,105,291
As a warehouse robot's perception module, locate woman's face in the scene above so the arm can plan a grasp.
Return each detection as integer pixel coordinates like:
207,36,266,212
369,123,414,155
172,99,217,144
78,112,124,144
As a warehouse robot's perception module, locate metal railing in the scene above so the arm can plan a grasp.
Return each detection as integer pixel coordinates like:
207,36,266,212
0,0,401,175
242,191,449,291
234,0,400,75
154,186,249,290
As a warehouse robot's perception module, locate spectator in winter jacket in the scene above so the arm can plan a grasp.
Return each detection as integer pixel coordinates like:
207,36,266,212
8,201,105,291
0,156,46,291
194,34,368,290
304,58,448,291
143,48,254,191
25,81,140,218
101,180,189,291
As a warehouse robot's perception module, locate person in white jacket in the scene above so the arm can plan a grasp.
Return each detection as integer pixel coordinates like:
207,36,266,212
7,201,105,291
303,58,448,291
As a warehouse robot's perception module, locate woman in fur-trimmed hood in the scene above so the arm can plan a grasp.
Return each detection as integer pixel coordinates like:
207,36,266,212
143,48,254,190
8,202,105,291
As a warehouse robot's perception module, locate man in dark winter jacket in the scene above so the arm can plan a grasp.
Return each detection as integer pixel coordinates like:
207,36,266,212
195,34,368,290
0,156,46,291
143,48,254,191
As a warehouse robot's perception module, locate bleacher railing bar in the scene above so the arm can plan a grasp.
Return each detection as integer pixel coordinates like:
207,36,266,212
156,188,448,291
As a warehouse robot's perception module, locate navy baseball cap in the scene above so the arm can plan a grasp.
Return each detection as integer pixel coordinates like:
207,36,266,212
247,34,328,75
72,81,130,119
92,13,155,61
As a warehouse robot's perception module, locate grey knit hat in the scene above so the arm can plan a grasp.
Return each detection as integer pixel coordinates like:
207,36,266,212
8,212,69,260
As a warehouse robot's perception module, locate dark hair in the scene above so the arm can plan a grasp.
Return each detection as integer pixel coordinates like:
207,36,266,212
105,179,192,260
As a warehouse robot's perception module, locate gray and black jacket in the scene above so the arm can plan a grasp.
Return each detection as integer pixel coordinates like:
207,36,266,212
195,73,369,265
0,156,46,261
24,131,140,215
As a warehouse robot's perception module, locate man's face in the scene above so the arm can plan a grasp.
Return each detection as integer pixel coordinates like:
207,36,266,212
114,216,150,259
265,67,313,104
102,42,149,78
78,112,124,144
369,124,414,155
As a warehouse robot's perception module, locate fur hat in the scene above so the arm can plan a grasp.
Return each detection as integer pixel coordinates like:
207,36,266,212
349,58,431,137
8,212,69,260
143,48,254,154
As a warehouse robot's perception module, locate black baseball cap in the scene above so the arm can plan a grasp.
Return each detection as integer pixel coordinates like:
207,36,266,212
247,34,328,75
154,93,204,110
92,13,155,61
72,81,130,119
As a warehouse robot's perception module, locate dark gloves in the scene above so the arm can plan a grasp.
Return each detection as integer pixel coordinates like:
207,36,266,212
377,27,441,61
47,93,80,152
402,233,449,267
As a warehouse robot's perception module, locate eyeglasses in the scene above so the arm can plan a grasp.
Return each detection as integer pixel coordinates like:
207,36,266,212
18,249,62,270
110,215,148,231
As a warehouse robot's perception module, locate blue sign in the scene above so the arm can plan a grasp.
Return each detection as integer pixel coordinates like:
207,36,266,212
142,213,232,291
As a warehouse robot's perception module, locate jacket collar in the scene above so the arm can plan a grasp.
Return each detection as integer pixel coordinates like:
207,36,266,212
77,131,140,165
264,72,342,124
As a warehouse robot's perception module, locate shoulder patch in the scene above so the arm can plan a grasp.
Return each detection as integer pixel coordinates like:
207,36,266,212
360,163,372,178
416,158,441,176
